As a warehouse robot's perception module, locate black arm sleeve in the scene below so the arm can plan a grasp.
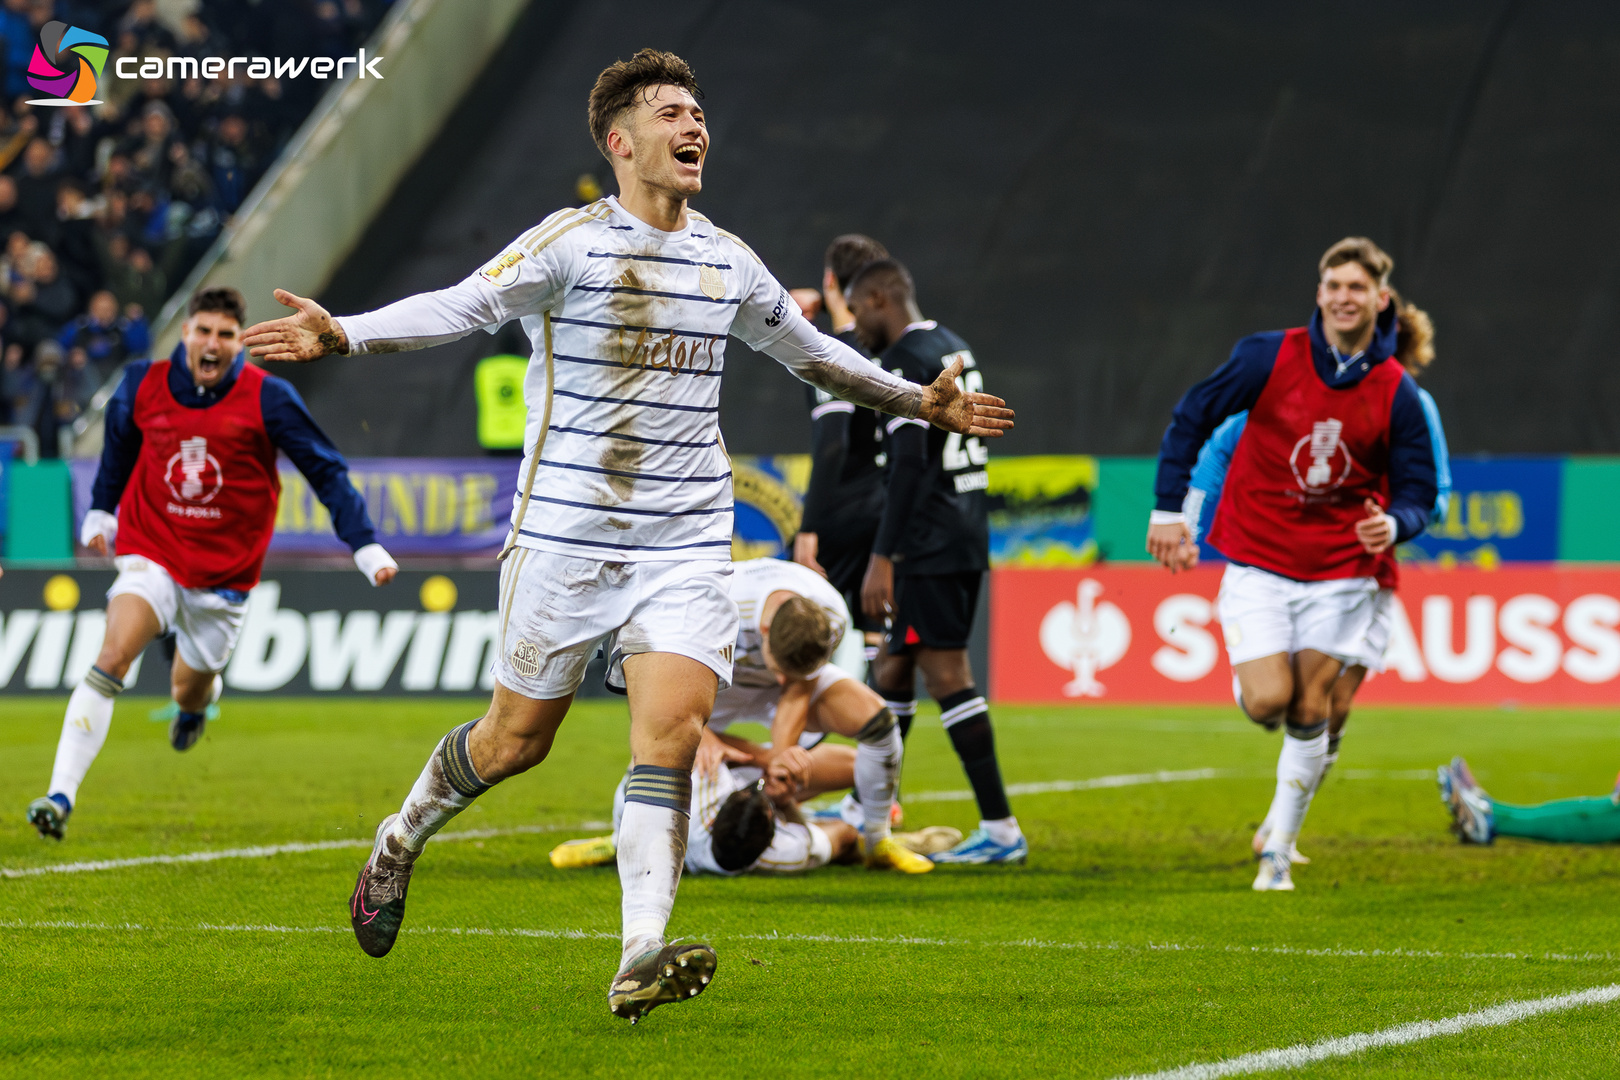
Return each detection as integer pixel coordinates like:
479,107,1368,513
871,422,928,559
799,406,852,534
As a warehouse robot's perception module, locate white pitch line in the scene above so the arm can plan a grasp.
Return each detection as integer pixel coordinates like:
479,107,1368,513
1113,983,1620,1079
0,919,1609,965
0,821,610,880
908,768,1229,803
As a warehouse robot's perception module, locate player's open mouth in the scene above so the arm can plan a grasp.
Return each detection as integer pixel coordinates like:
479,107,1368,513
673,143,702,166
198,353,223,377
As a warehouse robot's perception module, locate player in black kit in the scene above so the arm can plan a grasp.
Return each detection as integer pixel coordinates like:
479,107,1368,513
847,259,1026,865
793,234,891,652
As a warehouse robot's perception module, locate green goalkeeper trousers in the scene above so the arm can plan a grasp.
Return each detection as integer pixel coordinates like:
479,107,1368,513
1490,794,1620,844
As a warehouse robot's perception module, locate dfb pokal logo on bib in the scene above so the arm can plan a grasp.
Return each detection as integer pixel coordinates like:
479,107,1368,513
1289,418,1357,495
1039,579,1131,698
164,436,225,504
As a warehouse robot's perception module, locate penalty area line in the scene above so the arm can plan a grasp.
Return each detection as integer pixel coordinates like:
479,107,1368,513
0,821,610,879
1112,983,1620,1079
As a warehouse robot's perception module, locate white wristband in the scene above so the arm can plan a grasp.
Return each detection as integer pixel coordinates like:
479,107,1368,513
1149,510,1186,526
354,542,397,585
80,508,118,548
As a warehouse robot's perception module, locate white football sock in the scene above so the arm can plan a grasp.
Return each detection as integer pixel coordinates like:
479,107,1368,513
982,816,1022,846
49,678,119,807
389,735,477,852
855,727,902,847
1261,729,1328,856
617,800,688,968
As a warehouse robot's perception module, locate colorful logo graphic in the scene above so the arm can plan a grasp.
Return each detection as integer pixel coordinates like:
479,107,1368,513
26,21,109,106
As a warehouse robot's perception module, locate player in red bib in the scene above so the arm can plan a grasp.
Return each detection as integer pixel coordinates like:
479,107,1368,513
1147,238,1438,892
26,287,396,841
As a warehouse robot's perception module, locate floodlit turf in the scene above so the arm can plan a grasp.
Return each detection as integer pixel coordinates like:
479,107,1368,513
2,696,1618,1078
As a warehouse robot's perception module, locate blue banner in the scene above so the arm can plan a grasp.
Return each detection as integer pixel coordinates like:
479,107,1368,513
1398,457,1562,566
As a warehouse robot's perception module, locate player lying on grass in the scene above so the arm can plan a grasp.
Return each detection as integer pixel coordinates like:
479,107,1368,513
696,557,933,872
1148,237,1437,892
1180,294,1451,865
551,735,961,875
241,50,1012,1023
26,287,394,842
848,259,1026,866
1439,758,1620,846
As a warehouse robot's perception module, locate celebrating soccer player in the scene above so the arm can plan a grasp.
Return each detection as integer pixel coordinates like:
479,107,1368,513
1180,294,1452,864
847,259,1026,866
1148,237,1437,892
26,287,395,842
241,50,1012,1022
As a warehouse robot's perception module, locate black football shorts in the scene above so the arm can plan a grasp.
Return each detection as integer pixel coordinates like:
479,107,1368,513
886,571,982,653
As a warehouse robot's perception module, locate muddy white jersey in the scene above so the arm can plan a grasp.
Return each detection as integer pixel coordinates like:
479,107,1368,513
337,196,847,562
728,557,851,689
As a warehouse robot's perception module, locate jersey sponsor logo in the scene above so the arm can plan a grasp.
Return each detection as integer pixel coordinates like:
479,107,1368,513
764,289,788,328
1289,418,1357,495
509,638,541,678
941,349,976,370
699,264,726,300
953,469,990,494
1039,579,1131,698
479,249,525,287
164,436,224,508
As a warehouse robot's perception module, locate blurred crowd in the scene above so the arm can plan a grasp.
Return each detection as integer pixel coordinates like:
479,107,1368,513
0,0,392,456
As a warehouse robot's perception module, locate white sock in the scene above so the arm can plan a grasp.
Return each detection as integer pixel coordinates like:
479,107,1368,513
837,792,863,828
389,735,478,852
855,727,902,847
49,679,118,807
617,800,688,968
1262,730,1328,857
982,816,1022,846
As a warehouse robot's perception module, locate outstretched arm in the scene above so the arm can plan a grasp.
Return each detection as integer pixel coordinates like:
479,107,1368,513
760,310,1014,437
242,283,504,361
243,231,565,361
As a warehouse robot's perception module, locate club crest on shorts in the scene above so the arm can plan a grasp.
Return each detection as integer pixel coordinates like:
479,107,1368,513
510,638,541,678
699,264,726,300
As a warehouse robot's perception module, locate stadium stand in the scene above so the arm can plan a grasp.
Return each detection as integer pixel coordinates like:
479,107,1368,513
0,0,393,455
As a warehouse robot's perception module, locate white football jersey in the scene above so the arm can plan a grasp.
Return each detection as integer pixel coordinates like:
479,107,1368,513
729,557,851,688
339,196,803,562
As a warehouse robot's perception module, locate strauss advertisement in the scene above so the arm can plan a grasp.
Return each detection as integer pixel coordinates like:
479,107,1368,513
993,566,1620,705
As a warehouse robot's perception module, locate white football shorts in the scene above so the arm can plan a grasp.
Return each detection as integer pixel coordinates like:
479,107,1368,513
106,555,248,674
612,764,834,876
708,663,857,734
1354,587,1396,673
1216,563,1380,668
494,549,736,699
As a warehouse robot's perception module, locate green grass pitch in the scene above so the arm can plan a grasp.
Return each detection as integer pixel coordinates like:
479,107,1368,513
2,696,1618,1078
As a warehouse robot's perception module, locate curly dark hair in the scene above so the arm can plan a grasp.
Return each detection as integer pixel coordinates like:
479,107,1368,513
188,286,246,325
587,49,702,161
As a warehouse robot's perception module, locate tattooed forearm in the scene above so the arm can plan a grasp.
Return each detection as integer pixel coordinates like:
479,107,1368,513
798,358,925,419
318,329,349,355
